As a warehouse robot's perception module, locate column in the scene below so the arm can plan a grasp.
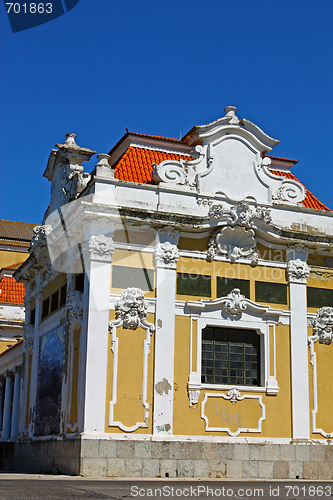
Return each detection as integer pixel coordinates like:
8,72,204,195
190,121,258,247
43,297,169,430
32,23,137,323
1,371,14,441
78,220,114,436
0,376,4,433
287,249,311,440
10,366,22,440
153,227,179,436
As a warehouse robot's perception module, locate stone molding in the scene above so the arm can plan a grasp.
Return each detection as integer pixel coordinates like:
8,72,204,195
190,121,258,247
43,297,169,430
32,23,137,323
208,202,272,226
287,259,310,283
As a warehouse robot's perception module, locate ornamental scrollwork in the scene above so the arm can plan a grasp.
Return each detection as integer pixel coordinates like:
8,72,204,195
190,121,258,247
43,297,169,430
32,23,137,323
188,389,200,408
67,291,83,331
287,259,310,283
227,387,241,404
310,307,333,345
272,179,306,205
222,288,248,318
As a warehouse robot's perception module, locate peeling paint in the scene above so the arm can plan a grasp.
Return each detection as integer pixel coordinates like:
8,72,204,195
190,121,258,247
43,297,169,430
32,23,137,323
157,319,162,328
155,378,172,395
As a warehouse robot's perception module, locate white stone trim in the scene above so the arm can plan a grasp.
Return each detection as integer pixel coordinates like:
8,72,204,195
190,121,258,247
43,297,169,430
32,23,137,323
201,391,266,437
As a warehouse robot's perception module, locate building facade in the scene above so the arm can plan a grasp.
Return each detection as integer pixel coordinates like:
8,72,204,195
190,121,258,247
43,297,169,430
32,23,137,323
1,107,333,478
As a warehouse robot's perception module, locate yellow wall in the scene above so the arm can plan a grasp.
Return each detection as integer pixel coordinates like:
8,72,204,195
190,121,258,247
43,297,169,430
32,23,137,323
173,316,292,438
105,310,155,434
0,339,16,353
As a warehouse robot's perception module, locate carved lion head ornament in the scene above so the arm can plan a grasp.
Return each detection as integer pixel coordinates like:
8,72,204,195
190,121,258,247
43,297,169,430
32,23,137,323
312,306,333,345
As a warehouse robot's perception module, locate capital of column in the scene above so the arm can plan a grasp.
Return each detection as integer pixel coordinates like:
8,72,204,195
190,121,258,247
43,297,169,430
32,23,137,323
287,259,310,284
83,219,115,263
13,366,22,375
23,324,34,354
154,226,180,269
4,370,14,379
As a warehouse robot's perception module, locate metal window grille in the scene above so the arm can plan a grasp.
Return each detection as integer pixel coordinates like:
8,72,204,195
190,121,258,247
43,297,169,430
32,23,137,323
177,273,211,297
201,327,260,386
217,278,250,298
112,265,154,292
255,281,287,304
307,287,333,308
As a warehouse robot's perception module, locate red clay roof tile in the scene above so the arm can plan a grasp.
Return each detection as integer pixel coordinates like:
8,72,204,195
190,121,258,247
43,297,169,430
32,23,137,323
0,276,25,304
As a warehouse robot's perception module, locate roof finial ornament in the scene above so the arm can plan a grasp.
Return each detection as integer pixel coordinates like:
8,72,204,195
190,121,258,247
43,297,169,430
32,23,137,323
64,133,77,146
224,106,239,124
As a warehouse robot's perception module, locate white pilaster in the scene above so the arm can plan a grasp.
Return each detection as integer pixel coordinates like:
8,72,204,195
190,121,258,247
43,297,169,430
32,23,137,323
1,371,13,441
287,256,311,440
10,366,21,440
79,220,114,436
153,227,179,436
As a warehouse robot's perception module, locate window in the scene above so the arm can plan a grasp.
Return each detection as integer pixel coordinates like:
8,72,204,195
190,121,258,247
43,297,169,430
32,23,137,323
177,273,211,297
75,274,84,293
307,287,333,308
217,278,250,298
255,281,287,305
112,265,154,291
201,327,260,386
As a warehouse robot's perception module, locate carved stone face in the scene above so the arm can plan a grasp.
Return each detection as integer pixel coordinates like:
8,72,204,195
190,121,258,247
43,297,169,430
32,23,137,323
312,306,333,344
116,287,147,329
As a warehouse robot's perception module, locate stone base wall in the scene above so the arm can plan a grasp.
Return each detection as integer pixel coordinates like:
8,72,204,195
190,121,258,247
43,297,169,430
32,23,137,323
81,440,333,480
1,439,332,479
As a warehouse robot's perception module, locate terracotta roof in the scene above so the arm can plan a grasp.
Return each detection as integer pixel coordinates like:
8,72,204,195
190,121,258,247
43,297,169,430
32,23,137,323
269,169,331,211
267,155,299,164
114,146,191,184
0,275,25,304
0,220,35,249
108,131,183,158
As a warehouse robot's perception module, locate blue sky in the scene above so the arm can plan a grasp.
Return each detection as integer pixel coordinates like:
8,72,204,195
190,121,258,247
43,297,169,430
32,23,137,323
1,0,332,223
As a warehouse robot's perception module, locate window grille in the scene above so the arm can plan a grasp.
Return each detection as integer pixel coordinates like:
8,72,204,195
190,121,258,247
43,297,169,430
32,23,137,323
112,265,154,292
307,287,333,308
255,281,287,304
201,327,260,386
177,273,211,297
50,291,59,314
217,278,250,298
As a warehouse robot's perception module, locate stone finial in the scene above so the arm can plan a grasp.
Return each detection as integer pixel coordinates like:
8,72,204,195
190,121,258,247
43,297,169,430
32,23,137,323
64,133,77,146
224,106,237,117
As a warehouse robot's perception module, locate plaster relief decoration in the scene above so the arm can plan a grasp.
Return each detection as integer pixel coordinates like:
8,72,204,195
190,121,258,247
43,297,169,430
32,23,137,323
207,226,258,264
66,291,83,331
84,234,114,262
222,288,248,318
188,388,200,408
155,226,180,269
208,202,272,226
31,225,52,247
201,391,265,437
287,259,310,283
108,288,155,432
308,307,333,439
